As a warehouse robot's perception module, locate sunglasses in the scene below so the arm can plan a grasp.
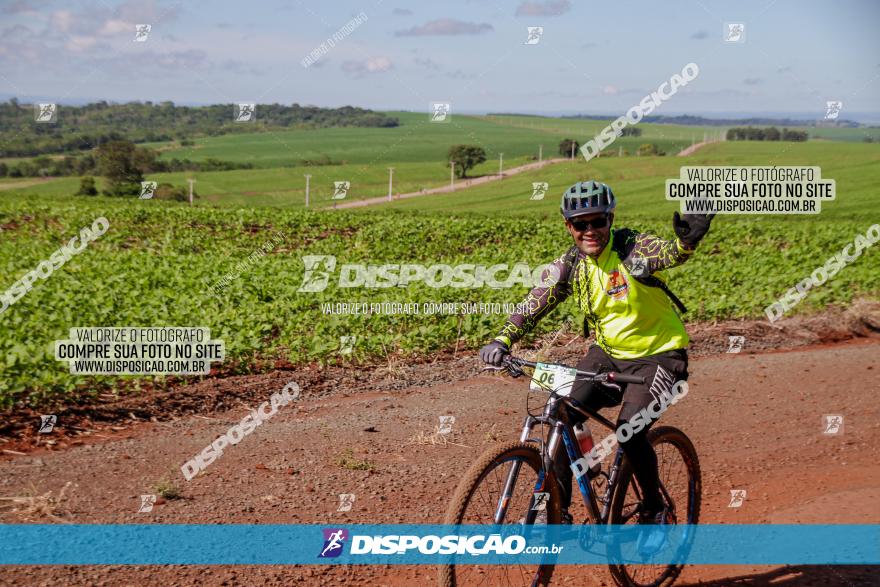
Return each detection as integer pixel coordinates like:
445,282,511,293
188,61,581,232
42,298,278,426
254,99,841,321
570,215,610,231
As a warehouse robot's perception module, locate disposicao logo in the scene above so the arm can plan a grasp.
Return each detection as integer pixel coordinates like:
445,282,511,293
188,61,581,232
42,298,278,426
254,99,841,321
297,255,562,292
319,528,349,558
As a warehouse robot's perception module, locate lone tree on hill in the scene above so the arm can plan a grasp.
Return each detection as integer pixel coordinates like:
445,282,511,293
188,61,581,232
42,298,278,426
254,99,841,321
97,140,145,197
559,138,580,158
447,145,487,178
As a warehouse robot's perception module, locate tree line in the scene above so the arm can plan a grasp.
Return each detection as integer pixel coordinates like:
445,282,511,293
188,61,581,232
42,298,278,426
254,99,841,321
725,127,809,141
0,99,400,158
0,153,254,179
563,113,859,128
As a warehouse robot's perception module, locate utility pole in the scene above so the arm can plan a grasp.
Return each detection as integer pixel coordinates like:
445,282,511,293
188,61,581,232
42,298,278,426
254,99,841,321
304,174,311,207
570,141,575,159
187,178,195,206
538,144,542,162
450,161,455,189
387,167,394,202
499,153,503,177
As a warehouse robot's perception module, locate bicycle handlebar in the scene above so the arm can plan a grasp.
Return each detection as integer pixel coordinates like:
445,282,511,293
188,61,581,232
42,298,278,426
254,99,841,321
483,355,646,386
607,372,647,384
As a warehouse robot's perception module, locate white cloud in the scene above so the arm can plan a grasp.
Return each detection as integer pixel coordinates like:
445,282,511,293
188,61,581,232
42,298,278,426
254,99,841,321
341,56,393,76
65,35,99,52
50,10,75,32
99,19,133,36
3,0,50,15
515,1,571,17
368,57,392,72
395,19,493,37
116,0,178,22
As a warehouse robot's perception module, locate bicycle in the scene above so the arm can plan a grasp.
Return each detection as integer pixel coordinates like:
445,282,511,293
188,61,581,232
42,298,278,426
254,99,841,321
438,355,701,587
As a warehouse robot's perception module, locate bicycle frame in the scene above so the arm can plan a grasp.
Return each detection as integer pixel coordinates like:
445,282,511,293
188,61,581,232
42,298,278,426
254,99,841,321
519,394,627,525
490,358,648,527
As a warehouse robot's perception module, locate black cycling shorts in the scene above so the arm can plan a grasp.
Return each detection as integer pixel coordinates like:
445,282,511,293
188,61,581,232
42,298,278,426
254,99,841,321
567,344,689,428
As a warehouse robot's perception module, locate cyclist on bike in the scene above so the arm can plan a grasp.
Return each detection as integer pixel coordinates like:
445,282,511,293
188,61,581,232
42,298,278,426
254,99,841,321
480,180,714,526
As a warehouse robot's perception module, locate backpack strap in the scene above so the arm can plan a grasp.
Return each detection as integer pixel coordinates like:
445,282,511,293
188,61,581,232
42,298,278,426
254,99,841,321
562,244,580,267
562,245,595,339
611,231,688,314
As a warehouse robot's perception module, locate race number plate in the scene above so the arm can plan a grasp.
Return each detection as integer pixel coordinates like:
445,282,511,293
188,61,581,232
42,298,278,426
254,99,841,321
529,363,576,396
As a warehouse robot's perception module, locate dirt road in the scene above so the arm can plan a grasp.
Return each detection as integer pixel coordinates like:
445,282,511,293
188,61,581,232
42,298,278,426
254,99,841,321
1,333,878,586
676,140,719,157
331,137,721,211
330,158,568,210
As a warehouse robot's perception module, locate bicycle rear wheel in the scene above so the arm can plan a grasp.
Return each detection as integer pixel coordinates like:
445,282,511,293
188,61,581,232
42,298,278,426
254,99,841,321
438,441,562,587
607,426,701,587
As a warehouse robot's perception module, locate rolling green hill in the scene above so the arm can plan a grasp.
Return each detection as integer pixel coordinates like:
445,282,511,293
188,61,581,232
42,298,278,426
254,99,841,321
378,141,880,219
3,112,877,208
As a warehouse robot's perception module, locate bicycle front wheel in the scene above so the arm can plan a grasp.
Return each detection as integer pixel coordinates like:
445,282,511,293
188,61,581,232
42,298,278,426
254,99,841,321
438,441,562,587
607,426,702,587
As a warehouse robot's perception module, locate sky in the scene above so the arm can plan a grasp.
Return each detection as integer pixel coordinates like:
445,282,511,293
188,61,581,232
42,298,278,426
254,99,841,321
1,0,879,120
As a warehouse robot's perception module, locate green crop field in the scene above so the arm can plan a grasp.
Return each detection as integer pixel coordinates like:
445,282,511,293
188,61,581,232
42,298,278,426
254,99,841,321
2,118,879,410
0,158,536,207
1,200,878,410
145,112,565,167
806,126,880,142
483,114,727,143
145,111,722,171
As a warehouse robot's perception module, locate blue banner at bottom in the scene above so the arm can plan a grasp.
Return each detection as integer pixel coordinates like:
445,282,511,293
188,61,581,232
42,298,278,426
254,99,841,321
0,524,877,565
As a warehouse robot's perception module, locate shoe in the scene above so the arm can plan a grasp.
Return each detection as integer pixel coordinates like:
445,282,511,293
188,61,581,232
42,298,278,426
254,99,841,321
635,506,673,557
637,507,671,525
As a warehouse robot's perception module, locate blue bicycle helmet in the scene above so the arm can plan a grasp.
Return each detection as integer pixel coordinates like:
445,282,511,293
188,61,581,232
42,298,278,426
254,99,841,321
560,180,616,220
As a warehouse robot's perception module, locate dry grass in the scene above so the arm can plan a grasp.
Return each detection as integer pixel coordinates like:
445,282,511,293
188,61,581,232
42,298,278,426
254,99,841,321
0,481,74,522
374,343,407,381
406,428,471,448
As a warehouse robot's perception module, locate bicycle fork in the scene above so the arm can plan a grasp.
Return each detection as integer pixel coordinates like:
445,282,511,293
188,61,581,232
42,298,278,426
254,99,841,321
491,415,547,524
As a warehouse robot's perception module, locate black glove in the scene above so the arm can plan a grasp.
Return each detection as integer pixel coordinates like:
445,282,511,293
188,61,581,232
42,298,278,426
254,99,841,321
673,211,715,248
479,340,509,366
